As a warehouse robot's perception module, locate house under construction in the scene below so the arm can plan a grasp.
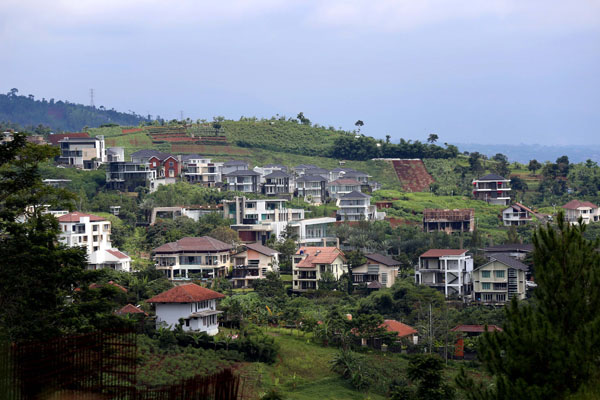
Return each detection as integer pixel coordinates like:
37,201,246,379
423,209,475,233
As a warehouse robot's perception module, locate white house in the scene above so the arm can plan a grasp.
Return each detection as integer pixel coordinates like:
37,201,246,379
472,173,512,205
292,247,346,292
57,212,131,272
287,217,337,246
353,253,401,289
328,179,362,200
147,283,225,335
502,203,534,226
223,170,261,193
58,136,106,170
182,155,223,187
231,243,279,288
336,191,384,221
415,249,473,298
472,253,528,304
562,200,600,225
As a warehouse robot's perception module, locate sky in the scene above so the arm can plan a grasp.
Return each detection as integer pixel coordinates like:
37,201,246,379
1,0,599,145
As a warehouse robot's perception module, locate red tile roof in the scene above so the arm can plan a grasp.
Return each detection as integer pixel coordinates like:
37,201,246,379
116,304,147,315
420,249,467,258
48,132,90,146
153,236,233,253
89,281,127,293
295,247,345,268
328,179,361,186
57,212,106,223
382,320,417,338
450,325,503,333
562,200,598,210
106,249,130,260
146,283,225,303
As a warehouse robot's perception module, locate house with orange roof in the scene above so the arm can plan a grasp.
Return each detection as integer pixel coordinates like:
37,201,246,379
152,236,233,280
415,249,473,298
57,212,131,271
147,283,225,335
292,247,347,292
562,199,600,225
381,319,418,345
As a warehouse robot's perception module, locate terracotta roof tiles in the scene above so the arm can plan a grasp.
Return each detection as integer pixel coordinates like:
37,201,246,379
420,249,468,258
147,283,225,303
57,212,106,223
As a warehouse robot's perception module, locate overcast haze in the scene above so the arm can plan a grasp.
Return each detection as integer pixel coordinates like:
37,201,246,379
1,0,599,145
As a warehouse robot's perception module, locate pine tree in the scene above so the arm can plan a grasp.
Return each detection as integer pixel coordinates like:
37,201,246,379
457,212,600,399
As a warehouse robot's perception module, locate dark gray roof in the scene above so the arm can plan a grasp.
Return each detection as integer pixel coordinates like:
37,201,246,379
342,190,370,199
264,170,290,179
245,242,279,256
131,149,172,160
296,175,326,182
367,281,383,289
484,244,533,253
223,160,248,166
225,170,261,176
478,173,509,181
331,167,355,173
294,164,318,170
181,154,204,161
485,253,530,272
365,253,401,266
264,163,287,169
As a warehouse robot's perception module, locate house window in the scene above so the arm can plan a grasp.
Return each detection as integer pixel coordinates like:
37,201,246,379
483,293,493,302
185,319,190,327
481,271,491,278
495,270,505,278
381,273,388,285
482,283,491,290
496,294,506,302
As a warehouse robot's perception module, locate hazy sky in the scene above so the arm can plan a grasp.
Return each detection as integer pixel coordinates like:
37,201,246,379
1,0,599,145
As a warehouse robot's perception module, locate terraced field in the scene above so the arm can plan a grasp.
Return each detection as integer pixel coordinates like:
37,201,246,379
391,159,435,192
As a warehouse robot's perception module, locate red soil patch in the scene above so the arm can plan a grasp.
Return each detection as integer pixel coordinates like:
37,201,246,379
122,128,143,134
172,144,250,155
391,159,435,192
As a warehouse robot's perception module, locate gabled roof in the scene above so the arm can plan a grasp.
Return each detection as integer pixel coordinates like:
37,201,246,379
295,247,345,267
562,200,598,210
341,190,369,199
89,280,127,292
476,173,509,181
264,170,290,179
225,170,261,176
153,236,233,253
245,242,279,256
450,325,502,333
331,167,355,173
48,132,90,146
264,163,287,169
420,249,468,258
181,154,204,162
147,283,225,303
294,164,318,170
296,175,327,182
367,281,383,289
131,149,172,160
382,320,417,338
57,212,106,223
328,178,361,186
343,170,369,177
504,203,535,215
106,249,130,260
365,253,401,267
483,253,529,272
116,304,147,316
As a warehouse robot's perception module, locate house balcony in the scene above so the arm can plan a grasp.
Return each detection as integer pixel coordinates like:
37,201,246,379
297,271,317,280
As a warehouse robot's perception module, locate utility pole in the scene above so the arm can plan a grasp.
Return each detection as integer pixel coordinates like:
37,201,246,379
90,88,94,108
429,303,433,354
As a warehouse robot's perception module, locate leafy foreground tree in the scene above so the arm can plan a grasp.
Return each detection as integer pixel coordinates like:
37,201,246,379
0,134,126,341
457,213,600,399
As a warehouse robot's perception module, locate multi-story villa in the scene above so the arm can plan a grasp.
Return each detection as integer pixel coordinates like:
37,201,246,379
182,155,223,187
223,197,305,243
472,253,528,304
423,209,475,233
221,160,248,175
223,170,261,193
415,249,473,298
562,200,600,225
287,217,338,246
147,283,225,335
502,203,534,226
292,247,346,292
295,175,327,204
263,170,293,195
231,243,279,288
57,212,131,271
472,173,511,205
328,178,362,199
152,236,233,280
105,162,156,191
58,136,106,170
336,191,383,221
352,253,401,288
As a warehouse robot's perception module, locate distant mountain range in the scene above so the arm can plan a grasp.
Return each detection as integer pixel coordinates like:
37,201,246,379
0,90,149,132
454,143,600,164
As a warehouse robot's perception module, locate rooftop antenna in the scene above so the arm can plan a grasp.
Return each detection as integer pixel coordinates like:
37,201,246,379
180,110,184,121
90,88,94,108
